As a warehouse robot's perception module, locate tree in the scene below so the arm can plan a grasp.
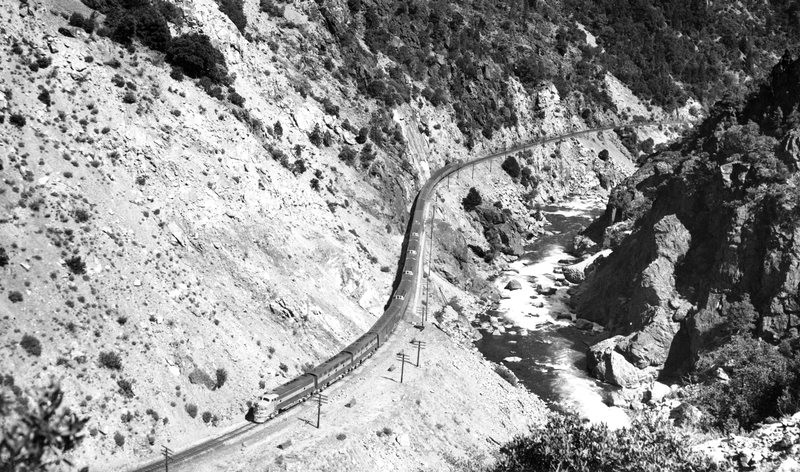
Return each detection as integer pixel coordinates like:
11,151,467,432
0,383,88,470
501,156,521,179
338,146,357,165
166,33,227,83
462,187,483,211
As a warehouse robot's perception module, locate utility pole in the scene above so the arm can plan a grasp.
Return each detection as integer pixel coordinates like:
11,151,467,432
161,446,173,472
411,340,427,367
397,351,410,383
314,393,329,429
471,164,474,179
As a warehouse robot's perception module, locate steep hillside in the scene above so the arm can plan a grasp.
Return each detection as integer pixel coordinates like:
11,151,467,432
573,52,800,431
0,0,686,470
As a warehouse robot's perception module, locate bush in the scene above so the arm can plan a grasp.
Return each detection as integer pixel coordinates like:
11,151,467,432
0,247,8,266
309,124,323,147
185,403,198,418
37,90,52,107
117,379,134,398
259,0,284,16
113,431,124,447
491,413,714,472
9,114,26,128
202,411,212,423
359,143,376,169
20,334,42,357
462,187,482,212
65,256,86,275
99,351,122,370
122,91,136,104
166,33,227,83
598,149,610,161
215,368,227,389
228,90,245,107
216,0,246,33
68,12,95,33
501,156,521,179
188,369,216,390
338,146,357,165
689,335,800,432
273,121,283,137
8,291,23,303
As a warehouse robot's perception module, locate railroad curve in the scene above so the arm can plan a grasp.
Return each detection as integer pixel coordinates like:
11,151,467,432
128,120,686,472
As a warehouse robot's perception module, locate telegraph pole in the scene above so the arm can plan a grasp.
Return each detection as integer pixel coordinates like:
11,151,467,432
161,446,173,472
396,351,410,383
411,340,427,367
314,393,329,429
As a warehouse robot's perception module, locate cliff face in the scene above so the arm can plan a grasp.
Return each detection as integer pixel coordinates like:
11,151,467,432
574,52,800,379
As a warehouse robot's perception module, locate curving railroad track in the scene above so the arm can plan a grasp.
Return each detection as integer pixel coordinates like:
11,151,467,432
128,120,685,472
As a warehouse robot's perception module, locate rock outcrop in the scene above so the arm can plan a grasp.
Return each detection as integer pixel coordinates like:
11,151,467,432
574,52,800,383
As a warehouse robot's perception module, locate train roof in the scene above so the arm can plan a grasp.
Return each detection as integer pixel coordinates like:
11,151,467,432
271,373,314,396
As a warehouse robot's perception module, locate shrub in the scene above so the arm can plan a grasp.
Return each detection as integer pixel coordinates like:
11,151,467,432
202,411,212,423
598,149,610,161
0,247,8,266
65,256,86,275
309,124,323,147
491,413,714,472
20,334,42,357
501,156,521,179
359,143,376,169
259,0,284,16
228,90,245,107
99,351,122,370
216,0,246,33
188,369,216,389
8,291,23,303
37,90,52,107
689,335,800,432
336,433,347,440
166,33,227,83
185,403,198,418
68,12,95,33
215,368,227,389
113,431,124,447
273,121,283,137
462,187,482,212
122,91,136,104
338,146,357,165
73,209,91,223
9,114,26,128
117,379,134,398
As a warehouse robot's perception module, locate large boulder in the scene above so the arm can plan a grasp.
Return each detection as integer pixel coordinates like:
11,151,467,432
563,249,611,283
505,279,522,291
587,336,649,388
670,402,703,427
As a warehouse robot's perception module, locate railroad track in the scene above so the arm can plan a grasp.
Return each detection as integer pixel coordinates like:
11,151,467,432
128,120,686,472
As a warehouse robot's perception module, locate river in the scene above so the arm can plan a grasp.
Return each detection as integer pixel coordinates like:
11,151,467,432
474,195,630,429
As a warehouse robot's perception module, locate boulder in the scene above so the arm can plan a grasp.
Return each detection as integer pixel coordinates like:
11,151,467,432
563,250,612,283
587,336,648,388
505,279,522,291
643,381,671,403
536,285,557,296
571,234,597,256
574,318,594,330
670,402,703,427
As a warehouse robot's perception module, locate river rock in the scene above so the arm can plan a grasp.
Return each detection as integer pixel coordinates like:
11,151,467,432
505,279,522,291
574,318,593,330
563,249,612,283
587,336,648,388
536,285,557,296
643,381,671,403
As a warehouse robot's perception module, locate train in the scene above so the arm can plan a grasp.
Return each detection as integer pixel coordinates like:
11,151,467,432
250,160,465,423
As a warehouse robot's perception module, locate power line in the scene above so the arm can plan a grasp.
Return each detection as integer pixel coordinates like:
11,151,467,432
396,351,410,383
161,446,173,472
314,393,329,429
410,340,427,367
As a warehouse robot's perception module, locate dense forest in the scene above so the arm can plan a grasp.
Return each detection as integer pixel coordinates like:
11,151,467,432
564,0,800,108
